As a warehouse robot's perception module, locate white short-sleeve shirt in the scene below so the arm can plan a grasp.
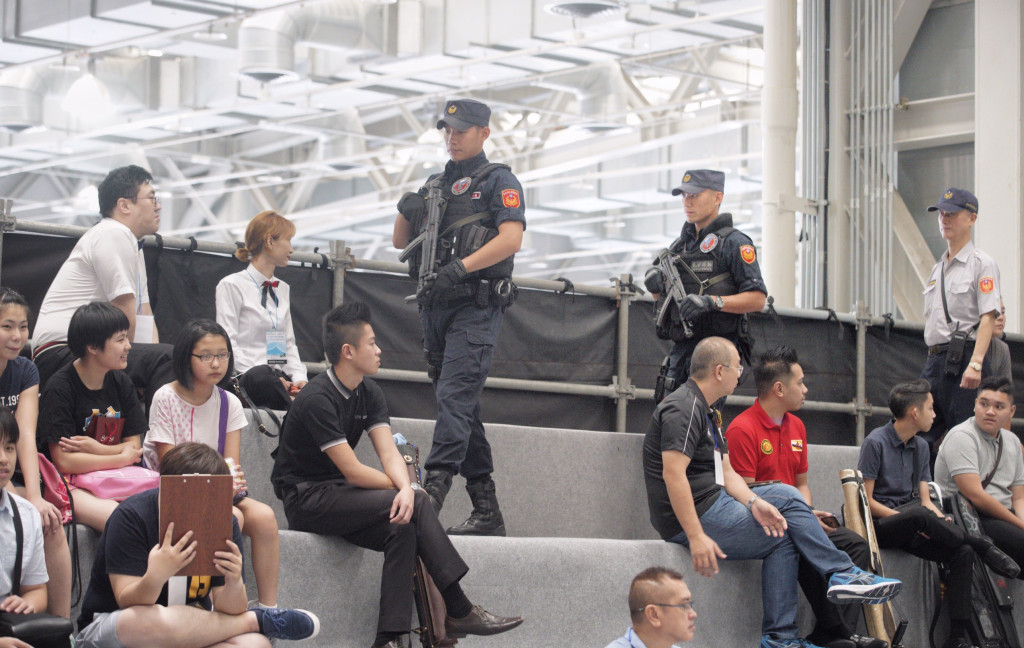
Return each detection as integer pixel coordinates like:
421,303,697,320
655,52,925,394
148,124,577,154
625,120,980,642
0,490,48,598
33,218,147,348
143,384,247,471
922,241,1001,346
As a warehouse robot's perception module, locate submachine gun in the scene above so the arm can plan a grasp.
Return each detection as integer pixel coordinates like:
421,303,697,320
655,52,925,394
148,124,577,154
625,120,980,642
654,248,693,339
653,248,693,403
399,182,446,304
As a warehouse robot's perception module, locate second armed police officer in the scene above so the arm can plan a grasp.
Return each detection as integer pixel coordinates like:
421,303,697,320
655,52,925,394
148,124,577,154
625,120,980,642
645,169,767,398
392,98,525,536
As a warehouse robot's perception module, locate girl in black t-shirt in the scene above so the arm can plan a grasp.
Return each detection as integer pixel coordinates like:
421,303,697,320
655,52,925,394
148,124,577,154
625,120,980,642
38,302,148,532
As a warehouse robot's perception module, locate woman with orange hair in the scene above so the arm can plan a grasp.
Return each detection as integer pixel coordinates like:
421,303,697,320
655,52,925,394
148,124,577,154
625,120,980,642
216,211,307,408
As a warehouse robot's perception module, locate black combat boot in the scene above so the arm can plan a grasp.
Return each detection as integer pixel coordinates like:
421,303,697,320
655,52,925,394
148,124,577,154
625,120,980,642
422,469,453,513
446,476,506,536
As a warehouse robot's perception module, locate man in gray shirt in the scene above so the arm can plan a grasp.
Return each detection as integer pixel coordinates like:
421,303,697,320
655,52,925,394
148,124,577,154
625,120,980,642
934,376,1024,573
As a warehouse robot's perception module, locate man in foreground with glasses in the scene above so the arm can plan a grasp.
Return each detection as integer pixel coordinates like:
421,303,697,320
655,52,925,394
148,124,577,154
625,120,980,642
32,165,173,409
643,337,902,648
604,567,697,648
726,346,882,648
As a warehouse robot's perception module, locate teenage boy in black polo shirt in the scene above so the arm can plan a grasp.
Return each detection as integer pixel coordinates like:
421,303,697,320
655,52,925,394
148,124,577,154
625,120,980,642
271,302,522,648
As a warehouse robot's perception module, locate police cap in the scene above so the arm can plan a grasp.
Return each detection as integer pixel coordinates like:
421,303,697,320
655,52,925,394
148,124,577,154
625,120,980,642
436,99,491,130
671,169,725,196
927,187,978,214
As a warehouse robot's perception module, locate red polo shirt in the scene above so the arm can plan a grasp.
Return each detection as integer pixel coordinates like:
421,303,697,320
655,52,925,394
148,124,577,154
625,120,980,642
724,399,808,484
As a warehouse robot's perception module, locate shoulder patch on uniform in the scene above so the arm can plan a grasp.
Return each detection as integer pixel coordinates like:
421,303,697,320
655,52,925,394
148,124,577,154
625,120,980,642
980,276,995,293
699,233,719,253
760,439,773,455
790,439,804,452
501,189,520,208
740,245,756,264
451,177,471,195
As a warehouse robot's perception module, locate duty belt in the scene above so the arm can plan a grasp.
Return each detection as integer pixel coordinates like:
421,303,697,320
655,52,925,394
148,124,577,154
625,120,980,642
928,340,975,355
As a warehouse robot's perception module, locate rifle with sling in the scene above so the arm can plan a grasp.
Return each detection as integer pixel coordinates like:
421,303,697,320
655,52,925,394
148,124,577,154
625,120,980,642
654,248,694,339
399,181,446,304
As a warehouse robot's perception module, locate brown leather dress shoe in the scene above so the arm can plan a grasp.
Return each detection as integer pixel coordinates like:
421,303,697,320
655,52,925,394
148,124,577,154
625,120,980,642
445,605,524,638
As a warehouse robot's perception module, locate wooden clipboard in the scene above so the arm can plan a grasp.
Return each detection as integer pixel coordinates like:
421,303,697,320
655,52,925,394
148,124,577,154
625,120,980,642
158,474,233,577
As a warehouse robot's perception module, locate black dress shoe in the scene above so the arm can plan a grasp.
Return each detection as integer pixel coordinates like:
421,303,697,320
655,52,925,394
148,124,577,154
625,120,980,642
445,605,524,638
849,635,888,648
981,545,1021,579
370,639,408,648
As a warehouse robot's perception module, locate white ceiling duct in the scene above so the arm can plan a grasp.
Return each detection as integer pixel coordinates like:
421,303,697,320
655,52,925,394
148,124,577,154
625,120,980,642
238,1,371,84
536,62,635,130
0,68,46,133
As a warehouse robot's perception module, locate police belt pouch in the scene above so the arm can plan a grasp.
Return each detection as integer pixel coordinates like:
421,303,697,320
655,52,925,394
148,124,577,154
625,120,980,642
944,330,968,377
939,263,970,377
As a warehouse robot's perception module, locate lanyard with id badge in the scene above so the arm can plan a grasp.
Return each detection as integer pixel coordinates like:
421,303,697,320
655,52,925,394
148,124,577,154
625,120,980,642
248,271,287,366
710,409,725,486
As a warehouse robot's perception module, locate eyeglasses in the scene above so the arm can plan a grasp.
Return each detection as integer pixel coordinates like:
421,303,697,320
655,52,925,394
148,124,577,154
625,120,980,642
133,194,160,205
630,601,695,614
191,352,231,364
719,364,744,376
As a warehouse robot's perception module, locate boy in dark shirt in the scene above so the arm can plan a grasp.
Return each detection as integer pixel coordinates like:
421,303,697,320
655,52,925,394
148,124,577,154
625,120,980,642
75,442,318,648
272,302,522,648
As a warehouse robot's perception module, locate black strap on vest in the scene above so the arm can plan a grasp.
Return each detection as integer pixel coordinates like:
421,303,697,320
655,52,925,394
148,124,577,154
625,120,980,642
9,492,23,596
441,211,491,237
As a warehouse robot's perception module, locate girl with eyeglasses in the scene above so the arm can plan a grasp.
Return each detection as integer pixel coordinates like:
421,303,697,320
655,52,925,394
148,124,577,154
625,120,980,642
143,319,281,609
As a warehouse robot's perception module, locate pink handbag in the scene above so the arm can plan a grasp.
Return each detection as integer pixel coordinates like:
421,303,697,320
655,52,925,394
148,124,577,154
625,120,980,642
69,466,159,502
36,452,72,525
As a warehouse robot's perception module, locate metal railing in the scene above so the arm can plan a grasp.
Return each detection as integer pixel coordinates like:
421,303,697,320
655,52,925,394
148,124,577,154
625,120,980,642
3,203,1021,439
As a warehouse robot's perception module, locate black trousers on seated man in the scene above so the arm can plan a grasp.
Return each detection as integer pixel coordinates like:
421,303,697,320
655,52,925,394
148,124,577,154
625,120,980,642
282,480,469,634
798,526,870,642
979,516,1024,579
875,507,976,622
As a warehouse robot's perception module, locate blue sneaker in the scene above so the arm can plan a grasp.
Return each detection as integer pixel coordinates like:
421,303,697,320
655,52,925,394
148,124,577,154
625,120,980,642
258,608,321,641
759,636,825,648
826,566,902,604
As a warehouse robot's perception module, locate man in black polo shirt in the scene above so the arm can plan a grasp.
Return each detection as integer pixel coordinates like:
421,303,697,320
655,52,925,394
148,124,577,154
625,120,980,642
271,302,522,648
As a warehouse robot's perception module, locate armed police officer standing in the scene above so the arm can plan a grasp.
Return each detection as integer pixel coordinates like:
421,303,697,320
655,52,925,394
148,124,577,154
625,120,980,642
392,99,525,537
645,170,767,400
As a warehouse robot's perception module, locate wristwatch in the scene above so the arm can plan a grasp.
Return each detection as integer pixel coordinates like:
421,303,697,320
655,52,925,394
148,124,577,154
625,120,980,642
968,361,983,372
712,295,725,310
410,483,422,491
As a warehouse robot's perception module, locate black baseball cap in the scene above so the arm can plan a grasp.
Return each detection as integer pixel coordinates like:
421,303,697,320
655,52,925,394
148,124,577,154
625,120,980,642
436,99,491,130
927,187,978,214
671,169,725,196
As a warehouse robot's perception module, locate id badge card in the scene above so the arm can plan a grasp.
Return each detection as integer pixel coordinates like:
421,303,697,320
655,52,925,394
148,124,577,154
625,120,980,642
134,314,155,344
266,331,287,365
714,450,724,486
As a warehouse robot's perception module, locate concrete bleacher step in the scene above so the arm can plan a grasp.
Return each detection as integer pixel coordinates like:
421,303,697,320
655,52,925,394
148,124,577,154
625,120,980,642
65,413,1024,648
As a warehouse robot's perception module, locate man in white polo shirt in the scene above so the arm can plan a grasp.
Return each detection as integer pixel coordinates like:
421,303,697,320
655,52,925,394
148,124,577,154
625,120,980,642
32,165,173,408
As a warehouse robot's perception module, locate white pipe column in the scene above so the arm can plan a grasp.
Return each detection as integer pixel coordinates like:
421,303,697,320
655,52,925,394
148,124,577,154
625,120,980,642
974,0,1024,334
827,0,851,311
762,0,799,307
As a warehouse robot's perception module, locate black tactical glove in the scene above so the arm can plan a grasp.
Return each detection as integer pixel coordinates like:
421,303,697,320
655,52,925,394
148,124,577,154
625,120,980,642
398,192,427,231
643,267,665,295
678,294,715,321
421,258,468,302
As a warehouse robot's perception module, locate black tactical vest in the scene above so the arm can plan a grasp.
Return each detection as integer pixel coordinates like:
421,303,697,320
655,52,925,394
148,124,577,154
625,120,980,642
436,162,514,281
656,221,743,341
